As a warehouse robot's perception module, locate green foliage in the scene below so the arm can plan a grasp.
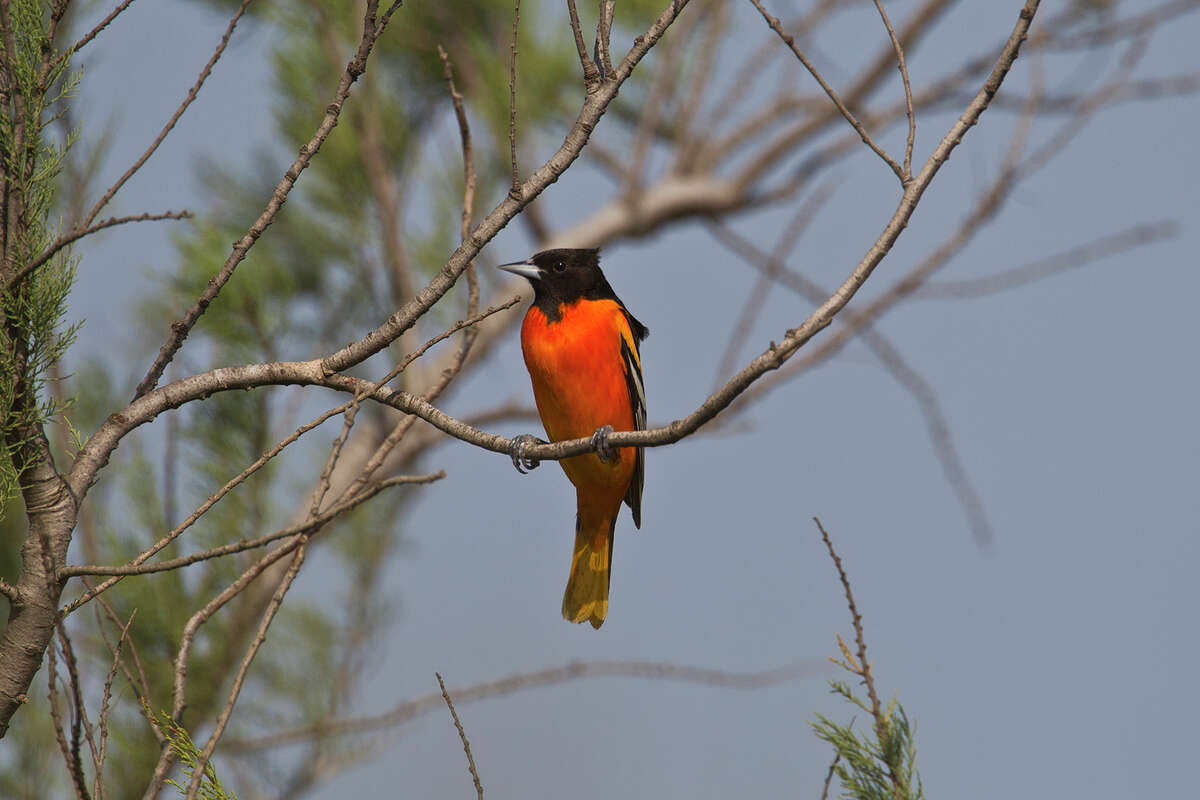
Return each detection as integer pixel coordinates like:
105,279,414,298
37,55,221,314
0,0,83,515
812,679,924,800
157,710,240,800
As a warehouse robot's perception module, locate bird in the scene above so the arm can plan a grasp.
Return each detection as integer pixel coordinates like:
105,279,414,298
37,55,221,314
500,248,647,629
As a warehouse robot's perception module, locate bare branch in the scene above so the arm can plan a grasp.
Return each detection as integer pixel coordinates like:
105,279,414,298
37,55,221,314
94,610,136,800
46,644,85,800
820,753,842,800
82,0,252,228
436,673,483,800
182,544,309,800
711,179,835,388
61,474,442,581
131,0,405,400
872,0,916,178
566,0,601,87
64,0,137,61
7,210,193,292
231,659,823,751
750,0,906,183
61,298,512,606
438,45,475,242
508,0,521,196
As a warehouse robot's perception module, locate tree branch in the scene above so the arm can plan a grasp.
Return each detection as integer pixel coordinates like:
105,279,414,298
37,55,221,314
230,659,823,751
7,210,193,292
131,0,404,400
81,0,252,228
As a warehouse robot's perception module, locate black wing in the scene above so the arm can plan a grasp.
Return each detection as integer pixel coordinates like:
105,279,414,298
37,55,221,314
619,317,647,528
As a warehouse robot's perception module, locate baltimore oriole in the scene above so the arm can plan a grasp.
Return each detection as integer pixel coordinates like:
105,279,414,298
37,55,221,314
501,248,647,629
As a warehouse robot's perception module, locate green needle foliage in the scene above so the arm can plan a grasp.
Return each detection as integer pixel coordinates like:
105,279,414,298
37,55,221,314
158,711,240,800
0,0,82,517
813,679,924,800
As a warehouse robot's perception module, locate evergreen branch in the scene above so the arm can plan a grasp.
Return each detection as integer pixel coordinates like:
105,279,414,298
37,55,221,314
813,517,921,800
158,711,239,800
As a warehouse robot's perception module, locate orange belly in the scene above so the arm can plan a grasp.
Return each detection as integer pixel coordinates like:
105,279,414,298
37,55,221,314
520,299,637,499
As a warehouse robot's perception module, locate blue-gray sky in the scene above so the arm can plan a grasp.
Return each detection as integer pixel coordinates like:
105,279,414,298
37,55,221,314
63,2,1200,798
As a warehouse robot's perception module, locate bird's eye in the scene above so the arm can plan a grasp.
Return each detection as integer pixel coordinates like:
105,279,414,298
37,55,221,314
553,261,566,273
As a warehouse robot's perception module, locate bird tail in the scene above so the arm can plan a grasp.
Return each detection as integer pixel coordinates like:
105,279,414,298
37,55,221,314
562,503,616,629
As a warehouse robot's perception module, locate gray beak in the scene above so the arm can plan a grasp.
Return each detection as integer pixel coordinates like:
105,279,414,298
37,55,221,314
498,259,543,282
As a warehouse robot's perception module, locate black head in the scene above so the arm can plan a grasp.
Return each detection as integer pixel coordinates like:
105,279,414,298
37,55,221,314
499,248,647,338
498,248,611,306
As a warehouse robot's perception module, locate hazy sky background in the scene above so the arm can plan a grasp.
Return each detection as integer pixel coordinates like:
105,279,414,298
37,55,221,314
61,1,1199,798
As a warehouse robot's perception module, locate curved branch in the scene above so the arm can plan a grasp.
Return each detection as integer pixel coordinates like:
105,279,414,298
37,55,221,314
7,210,192,292
229,659,824,751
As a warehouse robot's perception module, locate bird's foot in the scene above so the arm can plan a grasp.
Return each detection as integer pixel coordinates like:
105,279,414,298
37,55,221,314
509,434,546,474
591,425,616,463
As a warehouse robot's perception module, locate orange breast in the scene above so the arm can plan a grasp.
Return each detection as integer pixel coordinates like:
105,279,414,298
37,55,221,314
520,299,637,496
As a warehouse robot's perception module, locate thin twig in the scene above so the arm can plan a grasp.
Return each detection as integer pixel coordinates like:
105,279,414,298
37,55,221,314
438,46,475,243
707,219,995,544
93,610,135,800
437,673,484,800
46,645,84,800
813,517,901,798
143,538,300,798
56,627,94,800
711,179,835,388
82,0,252,228
89,590,159,740
872,0,916,179
131,0,405,400
183,544,310,800
566,0,601,86
508,0,521,197
750,0,906,183
62,474,442,579
7,210,193,292
63,0,137,61
819,752,842,800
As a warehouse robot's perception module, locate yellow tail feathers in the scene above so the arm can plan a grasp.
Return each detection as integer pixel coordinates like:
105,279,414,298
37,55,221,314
562,511,614,629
